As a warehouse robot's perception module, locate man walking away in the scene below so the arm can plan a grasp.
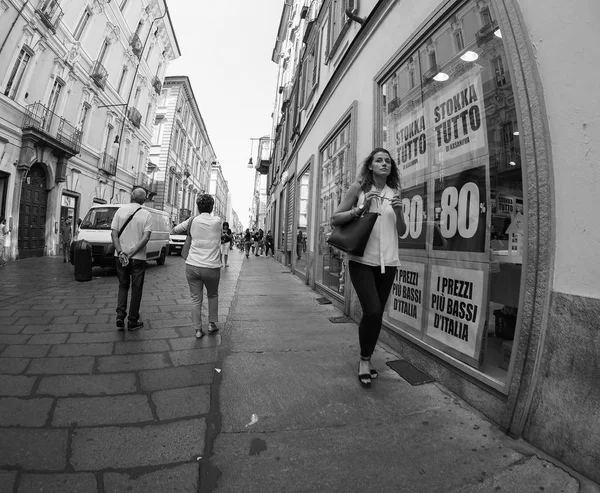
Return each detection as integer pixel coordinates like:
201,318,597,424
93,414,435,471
0,217,10,266
111,188,152,331
60,218,72,263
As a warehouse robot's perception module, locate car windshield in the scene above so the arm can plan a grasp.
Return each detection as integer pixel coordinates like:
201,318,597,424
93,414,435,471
80,208,117,230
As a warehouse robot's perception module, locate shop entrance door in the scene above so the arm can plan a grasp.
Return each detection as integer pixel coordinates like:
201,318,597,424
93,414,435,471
19,164,48,258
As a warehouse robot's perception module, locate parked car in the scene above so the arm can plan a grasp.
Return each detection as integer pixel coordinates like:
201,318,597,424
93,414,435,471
76,204,170,267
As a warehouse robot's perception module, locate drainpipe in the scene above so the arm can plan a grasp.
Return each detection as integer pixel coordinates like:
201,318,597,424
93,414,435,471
345,8,365,25
0,1,29,57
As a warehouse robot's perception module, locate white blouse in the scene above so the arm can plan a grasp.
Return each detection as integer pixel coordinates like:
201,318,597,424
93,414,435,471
172,213,222,268
347,185,401,273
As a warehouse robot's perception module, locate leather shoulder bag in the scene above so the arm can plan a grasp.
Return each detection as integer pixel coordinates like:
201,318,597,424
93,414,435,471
326,203,379,257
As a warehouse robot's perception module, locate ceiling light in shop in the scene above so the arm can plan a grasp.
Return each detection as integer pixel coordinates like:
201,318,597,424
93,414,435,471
433,72,449,82
494,29,502,38
509,161,516,166
513,131,519,136
460,51,479,62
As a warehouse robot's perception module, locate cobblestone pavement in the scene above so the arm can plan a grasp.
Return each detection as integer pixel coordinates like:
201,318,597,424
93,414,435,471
0,251,243,493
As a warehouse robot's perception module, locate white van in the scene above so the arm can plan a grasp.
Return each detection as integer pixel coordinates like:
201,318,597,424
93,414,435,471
76,204,170,267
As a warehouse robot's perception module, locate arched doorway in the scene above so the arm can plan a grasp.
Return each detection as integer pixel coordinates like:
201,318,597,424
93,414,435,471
19,163,48,258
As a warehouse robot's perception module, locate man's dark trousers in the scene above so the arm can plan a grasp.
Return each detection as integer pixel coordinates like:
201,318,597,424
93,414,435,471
116,259,147,323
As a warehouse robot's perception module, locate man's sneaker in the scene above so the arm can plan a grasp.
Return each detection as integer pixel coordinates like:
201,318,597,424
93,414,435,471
128,321,144,331
116,319,125,330
208,322,219,334
195,328,205,339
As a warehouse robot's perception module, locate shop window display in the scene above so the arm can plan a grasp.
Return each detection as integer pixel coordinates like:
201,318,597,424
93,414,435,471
380,0,523,386
295,169,310,274
317,123,351,296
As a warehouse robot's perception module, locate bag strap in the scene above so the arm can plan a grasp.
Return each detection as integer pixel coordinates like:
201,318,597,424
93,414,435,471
187,216,196,240
118,207,142,238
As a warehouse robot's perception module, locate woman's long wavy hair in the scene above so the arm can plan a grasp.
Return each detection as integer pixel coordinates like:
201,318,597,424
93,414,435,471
356,148,400,192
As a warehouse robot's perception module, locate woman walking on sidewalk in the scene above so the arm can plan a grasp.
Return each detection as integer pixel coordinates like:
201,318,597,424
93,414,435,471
172,194,221,339
331,148,406,387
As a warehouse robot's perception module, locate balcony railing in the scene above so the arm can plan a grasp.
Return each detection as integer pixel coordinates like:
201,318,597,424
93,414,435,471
91,61,108,90
128,107,142,129
22,102,82,154
36,0,63,33
152,76,162,95
255,137,272,174
98,152,117,176
130,33,143,59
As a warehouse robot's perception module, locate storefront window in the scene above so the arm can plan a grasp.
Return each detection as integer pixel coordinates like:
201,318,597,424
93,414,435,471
379,0,523,386
295,168,310,274
317,122,351,296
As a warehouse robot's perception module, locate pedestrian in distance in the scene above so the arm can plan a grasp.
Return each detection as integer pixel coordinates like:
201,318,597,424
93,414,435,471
244,228,252,258
256,228,264,256
111,188,152,331
172,194,222,339
60,217,73,263
264,230,274,257
0,217,10,266
296,229,304,260
331,148,406,387
220,221,233,267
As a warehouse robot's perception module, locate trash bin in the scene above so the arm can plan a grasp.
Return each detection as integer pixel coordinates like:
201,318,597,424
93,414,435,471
72,239,93,282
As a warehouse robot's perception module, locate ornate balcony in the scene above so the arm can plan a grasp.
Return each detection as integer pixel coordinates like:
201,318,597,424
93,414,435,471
130,33,143,59
476,20,499,46
36,0,63,33
98,152,117,176
128,107,142,129
255,137,272,175
135,171,149,189
152,76,162,95
22,102,82,155
91,61,108,90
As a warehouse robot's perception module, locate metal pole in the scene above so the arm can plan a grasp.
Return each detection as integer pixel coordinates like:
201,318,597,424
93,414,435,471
110,9,168,202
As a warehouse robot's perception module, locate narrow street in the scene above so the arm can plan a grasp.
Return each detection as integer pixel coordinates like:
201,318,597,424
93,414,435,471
1,251,597,492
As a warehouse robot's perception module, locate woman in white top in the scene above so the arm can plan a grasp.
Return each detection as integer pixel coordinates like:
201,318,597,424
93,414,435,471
331,148,407,387
172,194,222,338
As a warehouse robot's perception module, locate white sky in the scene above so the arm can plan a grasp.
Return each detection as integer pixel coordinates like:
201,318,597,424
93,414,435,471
165,0,283,230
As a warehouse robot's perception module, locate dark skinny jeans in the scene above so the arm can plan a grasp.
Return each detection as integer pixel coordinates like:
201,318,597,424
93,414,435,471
348,261,397,359
116,259,147,322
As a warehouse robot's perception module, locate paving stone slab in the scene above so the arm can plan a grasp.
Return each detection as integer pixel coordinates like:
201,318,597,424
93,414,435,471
0,358,30,374
49,343,113,357
96,353,170,373
103,463,198,493
169,337,221,351
0,335,31,345
70,419,205,470
0,470,17,493
114,340,169,355
76,315,111,325
27,334,69,345
22,324,84,334
37,373,137,396
170,348,219,367
145,318,192,329
0,429,68,470
0,322,25,334
152,386,210,420
1,345,50,358
85,323,124,333
140,365,214,391
131,328,180,340
52,395,153,426
27,357,94,375
17,473,98,493
67,332,123,344
0,397,53,427
0,375,36,396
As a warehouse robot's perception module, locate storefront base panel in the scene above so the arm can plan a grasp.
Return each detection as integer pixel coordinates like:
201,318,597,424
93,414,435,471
378,325,510,430
523,291,600,484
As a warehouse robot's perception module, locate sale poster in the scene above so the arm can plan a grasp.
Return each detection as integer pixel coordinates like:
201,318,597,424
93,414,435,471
388,261,425,331
398,182,427,250
427,67,487,175
426,264,486,363
394,107,429,187
433,165,487,253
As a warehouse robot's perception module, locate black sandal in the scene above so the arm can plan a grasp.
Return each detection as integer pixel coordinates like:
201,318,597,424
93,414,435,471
358,363,372,387
370,369,378,379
